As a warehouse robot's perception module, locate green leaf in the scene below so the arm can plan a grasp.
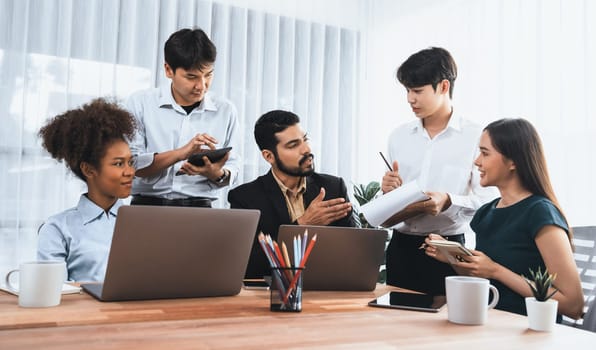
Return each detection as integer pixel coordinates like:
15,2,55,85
353,181,380,205
352,181,381,227
522,267,558,301
354,194,368,206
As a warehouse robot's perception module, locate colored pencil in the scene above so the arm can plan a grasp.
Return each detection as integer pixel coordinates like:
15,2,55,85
294,235,302,267
274,241,294,282
281,241,292,268
293,236,299,268
281,241,294,280
258,233,286,298
301,229,308,260
282,234,317,304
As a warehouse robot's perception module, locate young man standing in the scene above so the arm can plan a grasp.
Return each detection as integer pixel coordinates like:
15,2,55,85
382,47,497,295
229,110,355,278
127,28,239,207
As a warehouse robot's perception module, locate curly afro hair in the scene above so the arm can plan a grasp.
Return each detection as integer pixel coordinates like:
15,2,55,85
38,98,137,182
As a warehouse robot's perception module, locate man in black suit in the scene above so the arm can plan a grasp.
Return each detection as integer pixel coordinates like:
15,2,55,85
229,110,355,278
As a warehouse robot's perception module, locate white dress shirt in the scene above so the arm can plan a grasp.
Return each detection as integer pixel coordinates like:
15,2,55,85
387,113,498,236
126,85,241,200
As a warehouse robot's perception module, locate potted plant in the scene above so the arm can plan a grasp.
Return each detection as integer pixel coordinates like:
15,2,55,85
523,267,559,331
353,181,380,228
353,181,388,283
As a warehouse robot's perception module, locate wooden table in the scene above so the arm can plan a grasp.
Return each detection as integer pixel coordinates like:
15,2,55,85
1,285,594,349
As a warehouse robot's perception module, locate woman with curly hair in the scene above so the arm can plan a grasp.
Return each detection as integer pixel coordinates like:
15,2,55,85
37,98,136,282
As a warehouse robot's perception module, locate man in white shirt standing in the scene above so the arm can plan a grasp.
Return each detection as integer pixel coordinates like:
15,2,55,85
381,47,497,295
127,28,240,208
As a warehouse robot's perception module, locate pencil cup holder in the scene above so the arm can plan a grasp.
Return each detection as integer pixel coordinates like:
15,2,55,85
270,267,304,312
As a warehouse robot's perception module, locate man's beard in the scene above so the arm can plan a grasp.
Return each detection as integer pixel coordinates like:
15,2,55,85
274,152,315,177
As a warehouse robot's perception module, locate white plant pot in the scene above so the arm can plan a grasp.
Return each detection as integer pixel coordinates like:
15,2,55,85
525,297,558,332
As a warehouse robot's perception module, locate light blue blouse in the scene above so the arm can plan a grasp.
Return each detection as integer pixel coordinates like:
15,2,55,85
37,195,124,282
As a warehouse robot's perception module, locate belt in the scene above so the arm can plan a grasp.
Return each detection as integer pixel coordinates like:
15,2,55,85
131,195,212,208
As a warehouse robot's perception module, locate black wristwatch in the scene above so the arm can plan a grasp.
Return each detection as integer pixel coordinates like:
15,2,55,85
215,169,229,183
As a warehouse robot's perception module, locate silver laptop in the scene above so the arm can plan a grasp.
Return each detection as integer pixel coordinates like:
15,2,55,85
277,225,387,291
82,205,260,301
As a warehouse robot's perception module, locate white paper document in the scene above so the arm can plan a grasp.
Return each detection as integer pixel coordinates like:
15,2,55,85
360,181,429,227
0,282,81,295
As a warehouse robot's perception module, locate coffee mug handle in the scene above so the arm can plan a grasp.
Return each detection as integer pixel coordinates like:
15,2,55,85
487,284,499,309
4,269,19,294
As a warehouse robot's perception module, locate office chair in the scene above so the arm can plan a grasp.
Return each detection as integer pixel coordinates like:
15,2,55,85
581,286,596,332
563,226,596,328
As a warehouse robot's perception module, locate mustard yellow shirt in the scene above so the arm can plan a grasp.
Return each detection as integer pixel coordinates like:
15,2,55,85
271,171,307,222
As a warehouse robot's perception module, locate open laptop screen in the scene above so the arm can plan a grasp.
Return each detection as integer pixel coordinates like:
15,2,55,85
277,225,387,291
82,206,260,301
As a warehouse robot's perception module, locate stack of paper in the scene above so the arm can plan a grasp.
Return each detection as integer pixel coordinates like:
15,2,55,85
360,181,429,227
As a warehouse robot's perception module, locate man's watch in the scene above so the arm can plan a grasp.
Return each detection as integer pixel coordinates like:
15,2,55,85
215,169,229,183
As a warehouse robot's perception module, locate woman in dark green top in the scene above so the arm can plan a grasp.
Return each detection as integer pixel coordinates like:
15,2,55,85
426,118,583,320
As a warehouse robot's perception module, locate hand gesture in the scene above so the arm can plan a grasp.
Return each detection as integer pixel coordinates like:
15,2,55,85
179,133,218,160
381,160,403,194
297,188,352,226
451,250,497,279
423,234,450,264
419,191,451,216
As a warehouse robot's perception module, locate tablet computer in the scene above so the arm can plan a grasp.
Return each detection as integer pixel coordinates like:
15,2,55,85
187,147,232,167
243,279,270,290
368,291,446,313
427,239,473,264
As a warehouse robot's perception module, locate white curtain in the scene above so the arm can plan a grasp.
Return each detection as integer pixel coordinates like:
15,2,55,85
0,0,361,277
359,0,596,231
2,0,594,277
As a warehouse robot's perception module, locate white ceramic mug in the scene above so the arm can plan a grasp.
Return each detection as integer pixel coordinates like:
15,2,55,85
445,276,499,325
5,261,66,307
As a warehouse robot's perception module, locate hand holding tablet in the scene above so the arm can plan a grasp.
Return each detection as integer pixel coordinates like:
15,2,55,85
176,147,232,176
187,147,232,167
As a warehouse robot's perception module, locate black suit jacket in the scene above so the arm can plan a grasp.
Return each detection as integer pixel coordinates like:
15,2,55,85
228,170,356,278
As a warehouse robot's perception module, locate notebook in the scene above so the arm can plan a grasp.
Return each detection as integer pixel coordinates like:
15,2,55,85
81,205,260,301
277,225,387,291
